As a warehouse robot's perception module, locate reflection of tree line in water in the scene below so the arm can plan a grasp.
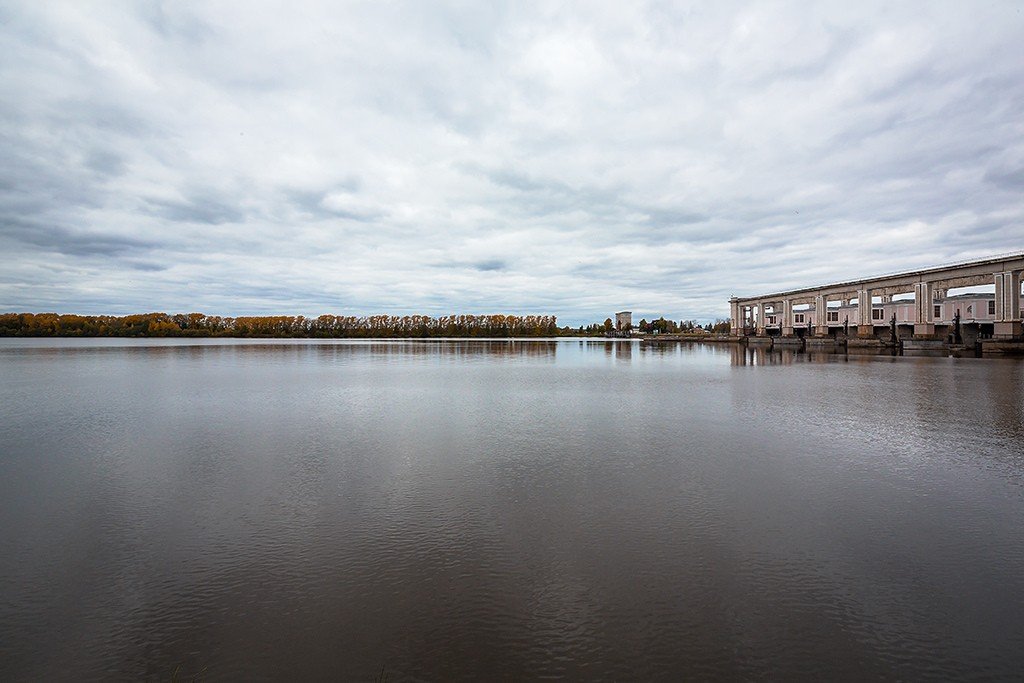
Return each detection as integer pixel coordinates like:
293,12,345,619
318,341,561,357
0,312,560,338
10,341,566,362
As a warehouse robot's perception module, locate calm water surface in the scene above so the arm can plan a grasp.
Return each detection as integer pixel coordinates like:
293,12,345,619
1,338,1023,681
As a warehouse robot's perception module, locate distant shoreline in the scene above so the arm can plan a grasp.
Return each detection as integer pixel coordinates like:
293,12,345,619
0,311,581,338
2,312,732,339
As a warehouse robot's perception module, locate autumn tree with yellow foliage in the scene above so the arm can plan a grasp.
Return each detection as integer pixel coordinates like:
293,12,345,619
0,312,560,338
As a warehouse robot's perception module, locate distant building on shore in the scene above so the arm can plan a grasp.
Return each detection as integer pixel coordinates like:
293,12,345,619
615,311,632,331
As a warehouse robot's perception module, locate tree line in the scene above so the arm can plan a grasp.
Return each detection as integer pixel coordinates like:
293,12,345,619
635,317,731,335
574,317,731,335
0,312,560,338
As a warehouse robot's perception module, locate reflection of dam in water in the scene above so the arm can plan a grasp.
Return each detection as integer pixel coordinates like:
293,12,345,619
727,344,894,366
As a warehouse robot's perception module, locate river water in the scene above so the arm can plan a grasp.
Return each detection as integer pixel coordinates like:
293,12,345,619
1,338,1022,680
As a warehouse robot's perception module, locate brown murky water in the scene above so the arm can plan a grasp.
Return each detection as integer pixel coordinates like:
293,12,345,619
1,339,1023,680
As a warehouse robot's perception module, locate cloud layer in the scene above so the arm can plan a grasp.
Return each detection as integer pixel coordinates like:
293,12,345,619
2,1,1023,324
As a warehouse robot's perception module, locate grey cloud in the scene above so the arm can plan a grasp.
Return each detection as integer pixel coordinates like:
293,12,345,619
138,2,216,44
431,259,510,272
983,166,1024,190
742,26,859,89
43,99,155,139
285,188,380,222
642,209,709,228
470,165,631,227
0,139,104,214
482,167,552,193
128,261,169,272
474,259,507,271
286,190,331,217
84,150,127,178
1,217,157,257
146,195,245,225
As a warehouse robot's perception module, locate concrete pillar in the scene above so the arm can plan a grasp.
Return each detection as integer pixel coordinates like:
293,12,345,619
914,282,935,336
729,298,741,336
755,302,765,336
857,288,873,336
781,299,794,336
814,294,827,335
994,271,1023,339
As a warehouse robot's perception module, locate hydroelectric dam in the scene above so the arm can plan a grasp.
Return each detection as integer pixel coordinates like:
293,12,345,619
728,252,1024,355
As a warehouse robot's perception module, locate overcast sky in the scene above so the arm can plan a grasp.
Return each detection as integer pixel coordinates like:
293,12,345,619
2,1,1022,324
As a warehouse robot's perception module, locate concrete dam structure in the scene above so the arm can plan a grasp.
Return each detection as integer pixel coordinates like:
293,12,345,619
729,252,1024,353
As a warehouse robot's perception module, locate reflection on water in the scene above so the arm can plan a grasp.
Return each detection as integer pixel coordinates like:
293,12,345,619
724,344,970,366
704,343,837,366
1,338,1023,680
6,338,563,362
